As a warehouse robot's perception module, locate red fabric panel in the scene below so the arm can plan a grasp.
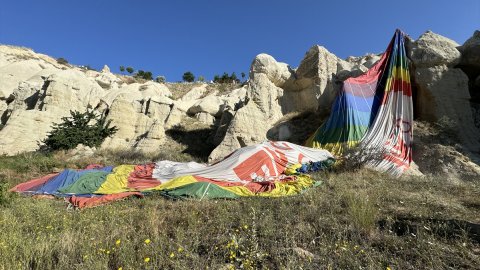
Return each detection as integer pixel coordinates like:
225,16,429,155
127,163,160,189
10,173,59,192
68,192,143,208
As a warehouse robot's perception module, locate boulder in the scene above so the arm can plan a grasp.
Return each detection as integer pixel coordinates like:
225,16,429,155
407,30,461,67
209,102,269,161
187,95,224,117
293,45,340,111
0,59,43,99
459,30,480,70
250,53,294,87
164,105,184,128
180,84,208,101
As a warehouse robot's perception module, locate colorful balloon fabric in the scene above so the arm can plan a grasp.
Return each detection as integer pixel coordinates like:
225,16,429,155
305,30,413,176
12,141,335,208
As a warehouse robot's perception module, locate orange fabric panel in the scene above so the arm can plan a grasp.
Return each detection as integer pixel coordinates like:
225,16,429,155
67,192,143,208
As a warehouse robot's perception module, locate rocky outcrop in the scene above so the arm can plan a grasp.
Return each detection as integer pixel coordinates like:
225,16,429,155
459,30,480,70
100,84,173,152
458,30,480,108
0,69,104,155
209,46,344,161
407,30,480,151
408,30,461,67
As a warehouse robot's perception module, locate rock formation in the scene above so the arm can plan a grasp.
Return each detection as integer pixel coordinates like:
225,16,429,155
0,30,479,177
407,31,480,151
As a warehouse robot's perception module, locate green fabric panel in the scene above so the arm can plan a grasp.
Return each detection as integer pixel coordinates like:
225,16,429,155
162,182,240,199
58,171,110,194
314,125,369,144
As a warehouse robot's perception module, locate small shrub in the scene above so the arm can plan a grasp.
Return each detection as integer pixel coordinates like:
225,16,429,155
43,110,118,151
156,76,166,83
343,190,378,234
126,67,134,74
119,66,125,72
197,76,205,82
213,72,240,84
182,71,195,82
135,70,153,81
56,57,68,65
0,180,12,207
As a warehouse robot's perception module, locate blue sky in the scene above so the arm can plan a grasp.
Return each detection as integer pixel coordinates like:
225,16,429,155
1,0,478,81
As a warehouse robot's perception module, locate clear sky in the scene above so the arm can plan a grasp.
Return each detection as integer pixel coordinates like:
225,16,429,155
1,0,478,81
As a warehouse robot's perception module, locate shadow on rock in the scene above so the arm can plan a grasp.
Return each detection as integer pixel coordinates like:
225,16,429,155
165,124,216,162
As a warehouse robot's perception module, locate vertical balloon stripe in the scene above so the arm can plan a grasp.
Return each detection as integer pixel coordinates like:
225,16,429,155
306,30,413,176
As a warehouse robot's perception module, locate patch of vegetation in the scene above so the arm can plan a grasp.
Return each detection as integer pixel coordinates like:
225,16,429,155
126,67,134,74
56,57,68,65
213,72,240,84
134,70,153,81
155,76,166,83
0,161,479,269
43,110,118,151
0,180,13,207
182,71,195,82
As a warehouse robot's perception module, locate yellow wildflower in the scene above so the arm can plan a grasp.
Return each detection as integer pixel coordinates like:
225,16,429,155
118,267,123,270
144,239,151,244
106,250,110,254
386,267,392,270
116,239,121,245
177,247,184,252
144,257,150,263
243,225,248,229
170,252,175,258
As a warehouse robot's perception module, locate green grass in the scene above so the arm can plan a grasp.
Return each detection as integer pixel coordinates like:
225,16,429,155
0,152,479,269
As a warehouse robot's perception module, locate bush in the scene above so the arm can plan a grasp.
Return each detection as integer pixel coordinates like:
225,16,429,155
135,70,153,81
182,71,195,82
213,72,240,84
126,67,134,74
56,57,68,65
120,66,125,72
156,76,166,83
197,75,205,82
43,110,118,151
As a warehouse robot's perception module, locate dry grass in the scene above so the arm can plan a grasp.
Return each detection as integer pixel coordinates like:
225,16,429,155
0,150,479,269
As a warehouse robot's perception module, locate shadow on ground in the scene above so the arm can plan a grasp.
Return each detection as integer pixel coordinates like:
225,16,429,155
165,125,216,162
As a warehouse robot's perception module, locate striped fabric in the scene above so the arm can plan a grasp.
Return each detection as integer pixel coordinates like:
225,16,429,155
305,30,413,176
12,142,335,208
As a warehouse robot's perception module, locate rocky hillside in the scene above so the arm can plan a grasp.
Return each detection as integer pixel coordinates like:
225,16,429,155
1,30,479,177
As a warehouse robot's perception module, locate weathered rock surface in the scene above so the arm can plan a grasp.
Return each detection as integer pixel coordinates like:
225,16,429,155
459,30,480,70
0,69,104,155
209,47,343,161
409,31,480,151
1,29,479,180
407,30,461,67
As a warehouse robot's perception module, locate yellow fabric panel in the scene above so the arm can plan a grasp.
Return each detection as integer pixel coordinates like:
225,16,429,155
219,185,256,196
385,66,410,92
217,175,315,197
95,165,135,194
284,164,302,175
307,141,359,157
146,175,198,191
259,175,314,197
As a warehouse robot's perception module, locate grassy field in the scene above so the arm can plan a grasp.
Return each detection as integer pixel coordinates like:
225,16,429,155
0,151,479,270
